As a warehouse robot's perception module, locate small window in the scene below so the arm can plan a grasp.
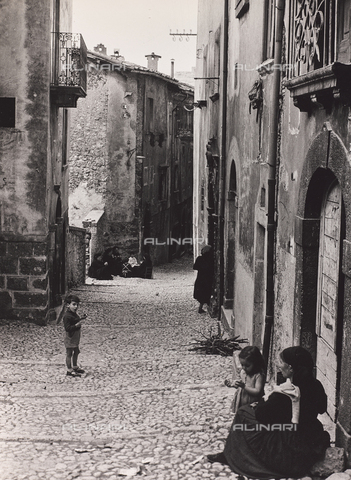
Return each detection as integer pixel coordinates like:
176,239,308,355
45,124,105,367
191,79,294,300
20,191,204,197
264,0,275,60
235,0,249,18
143,166,149,186
0,98,15,127
174,165,179,192
158,166,168,201
62,109,68,166
146,97,154,133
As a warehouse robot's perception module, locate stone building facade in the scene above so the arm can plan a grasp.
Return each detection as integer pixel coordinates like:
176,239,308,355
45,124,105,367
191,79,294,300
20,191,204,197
0,0,86,324
194,0,351,461
69,49,194,265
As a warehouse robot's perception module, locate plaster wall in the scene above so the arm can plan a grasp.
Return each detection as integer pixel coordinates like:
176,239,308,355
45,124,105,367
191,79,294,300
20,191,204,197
69,69,109,227
69,65,140,256
233,250,254,342
69,61,193,265
0,0,51,236
223,1,266,336
193,0,224,259
0,0,74,323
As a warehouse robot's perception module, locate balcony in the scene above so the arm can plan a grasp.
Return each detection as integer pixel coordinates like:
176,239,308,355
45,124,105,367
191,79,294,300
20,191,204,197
284,0,351,112
51,33,87,108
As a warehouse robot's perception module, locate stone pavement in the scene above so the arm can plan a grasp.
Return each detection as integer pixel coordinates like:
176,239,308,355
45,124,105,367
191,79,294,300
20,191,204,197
0,255,240,480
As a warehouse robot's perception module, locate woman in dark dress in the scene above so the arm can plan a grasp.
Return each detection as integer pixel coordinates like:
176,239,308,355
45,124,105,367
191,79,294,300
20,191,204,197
207,346,330,479
102,246,123,276
193,245,214,313
131,253,153,278
88,253,113,280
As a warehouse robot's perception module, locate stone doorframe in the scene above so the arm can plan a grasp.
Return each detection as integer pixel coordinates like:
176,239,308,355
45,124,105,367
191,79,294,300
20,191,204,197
294,123,351,461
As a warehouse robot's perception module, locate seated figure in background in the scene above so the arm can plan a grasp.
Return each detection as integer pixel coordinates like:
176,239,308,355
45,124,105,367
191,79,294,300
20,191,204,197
88,253,113,280
127,253,138,268
102,246,123,276
131,253,153,278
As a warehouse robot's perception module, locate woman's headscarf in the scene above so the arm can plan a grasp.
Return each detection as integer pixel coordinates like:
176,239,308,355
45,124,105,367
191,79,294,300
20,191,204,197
201,245,212,254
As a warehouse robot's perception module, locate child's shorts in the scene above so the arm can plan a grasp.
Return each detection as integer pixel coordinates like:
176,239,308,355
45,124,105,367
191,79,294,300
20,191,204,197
66,347,80,355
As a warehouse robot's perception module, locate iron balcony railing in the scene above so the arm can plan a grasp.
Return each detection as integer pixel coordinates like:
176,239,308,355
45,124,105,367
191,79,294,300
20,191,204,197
287,0,337,79
51,32,87,93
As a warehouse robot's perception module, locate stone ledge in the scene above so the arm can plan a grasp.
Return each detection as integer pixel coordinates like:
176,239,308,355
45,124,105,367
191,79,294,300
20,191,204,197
324,472,351,480
310,447,345,477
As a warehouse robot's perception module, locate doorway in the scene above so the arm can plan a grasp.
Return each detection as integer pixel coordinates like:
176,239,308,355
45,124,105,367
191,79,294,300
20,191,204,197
316,180,344,421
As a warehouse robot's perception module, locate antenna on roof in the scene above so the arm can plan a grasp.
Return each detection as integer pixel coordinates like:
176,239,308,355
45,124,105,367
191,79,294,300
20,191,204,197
170,29,197,42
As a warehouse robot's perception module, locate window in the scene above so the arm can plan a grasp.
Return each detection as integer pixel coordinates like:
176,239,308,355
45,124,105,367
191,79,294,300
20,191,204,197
338,0,351,62
285,0,351,112
287,0,337,79
235,0,249,18
143,166,149,186
158,166,168,201
0,98,15,128
264,0,275,60
62,109,68,166
174,165,179,192
146,97,154,133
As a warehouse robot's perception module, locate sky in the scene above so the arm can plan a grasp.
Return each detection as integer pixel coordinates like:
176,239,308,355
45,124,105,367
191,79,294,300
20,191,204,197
72,0,198,76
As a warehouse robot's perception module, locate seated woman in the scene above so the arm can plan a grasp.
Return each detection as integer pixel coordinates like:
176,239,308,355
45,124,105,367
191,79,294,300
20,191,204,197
130,253,153,278
127,254,138,268
102,246,123,276
207,346,330,479
88,253,113,280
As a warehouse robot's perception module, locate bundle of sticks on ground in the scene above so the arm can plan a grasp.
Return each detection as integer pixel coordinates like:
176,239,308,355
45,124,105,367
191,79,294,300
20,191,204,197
189,326,248,356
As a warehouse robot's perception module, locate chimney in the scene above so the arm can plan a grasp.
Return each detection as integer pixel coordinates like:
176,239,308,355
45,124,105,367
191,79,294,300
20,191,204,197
145,52,161,71
171,59,175,78
94,43,107,55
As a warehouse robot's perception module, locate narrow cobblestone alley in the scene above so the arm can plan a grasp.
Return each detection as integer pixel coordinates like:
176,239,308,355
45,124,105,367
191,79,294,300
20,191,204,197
0,255,239,480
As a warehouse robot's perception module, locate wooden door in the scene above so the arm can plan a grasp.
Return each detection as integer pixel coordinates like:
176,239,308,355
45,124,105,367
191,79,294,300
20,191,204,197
316,181,343,420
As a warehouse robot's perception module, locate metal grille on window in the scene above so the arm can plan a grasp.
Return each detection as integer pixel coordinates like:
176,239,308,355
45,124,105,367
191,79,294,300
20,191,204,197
287,0,337,79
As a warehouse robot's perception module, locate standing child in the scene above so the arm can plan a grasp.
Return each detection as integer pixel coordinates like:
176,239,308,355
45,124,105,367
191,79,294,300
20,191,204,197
225,346,265,413
63,294,86,377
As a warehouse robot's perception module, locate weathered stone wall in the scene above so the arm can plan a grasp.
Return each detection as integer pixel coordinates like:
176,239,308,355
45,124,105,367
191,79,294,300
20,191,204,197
69,65,140,257
0,238,48,324
0,0,73,323
69,57,193,267
69,69,109,227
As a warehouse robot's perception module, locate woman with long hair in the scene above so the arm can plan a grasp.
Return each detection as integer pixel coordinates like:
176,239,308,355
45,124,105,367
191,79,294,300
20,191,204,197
207,346,330,479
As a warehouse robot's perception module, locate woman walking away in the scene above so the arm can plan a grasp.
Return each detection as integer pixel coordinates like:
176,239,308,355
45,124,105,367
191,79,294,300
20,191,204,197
207,346,330,479
193,245,214,313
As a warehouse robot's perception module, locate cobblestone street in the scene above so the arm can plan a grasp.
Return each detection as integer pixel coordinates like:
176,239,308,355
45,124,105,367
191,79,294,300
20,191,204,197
0,255,239,480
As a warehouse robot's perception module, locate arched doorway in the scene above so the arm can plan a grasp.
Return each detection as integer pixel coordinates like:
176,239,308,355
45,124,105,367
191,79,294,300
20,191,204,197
296,126,350,425
224,160,237,308
316,180,345,420
299,170,345,421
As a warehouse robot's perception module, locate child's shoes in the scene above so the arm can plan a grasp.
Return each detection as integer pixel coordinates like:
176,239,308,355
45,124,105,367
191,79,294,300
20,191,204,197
66,370,81,377
73,367,85,374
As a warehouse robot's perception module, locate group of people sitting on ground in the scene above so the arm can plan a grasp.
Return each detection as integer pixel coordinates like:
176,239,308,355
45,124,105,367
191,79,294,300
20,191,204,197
88,246,152,280
207,344,330,479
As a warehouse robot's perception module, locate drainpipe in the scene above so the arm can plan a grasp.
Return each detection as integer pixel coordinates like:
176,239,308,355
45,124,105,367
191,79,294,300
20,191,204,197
218,0,229,318
262,0,286,367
